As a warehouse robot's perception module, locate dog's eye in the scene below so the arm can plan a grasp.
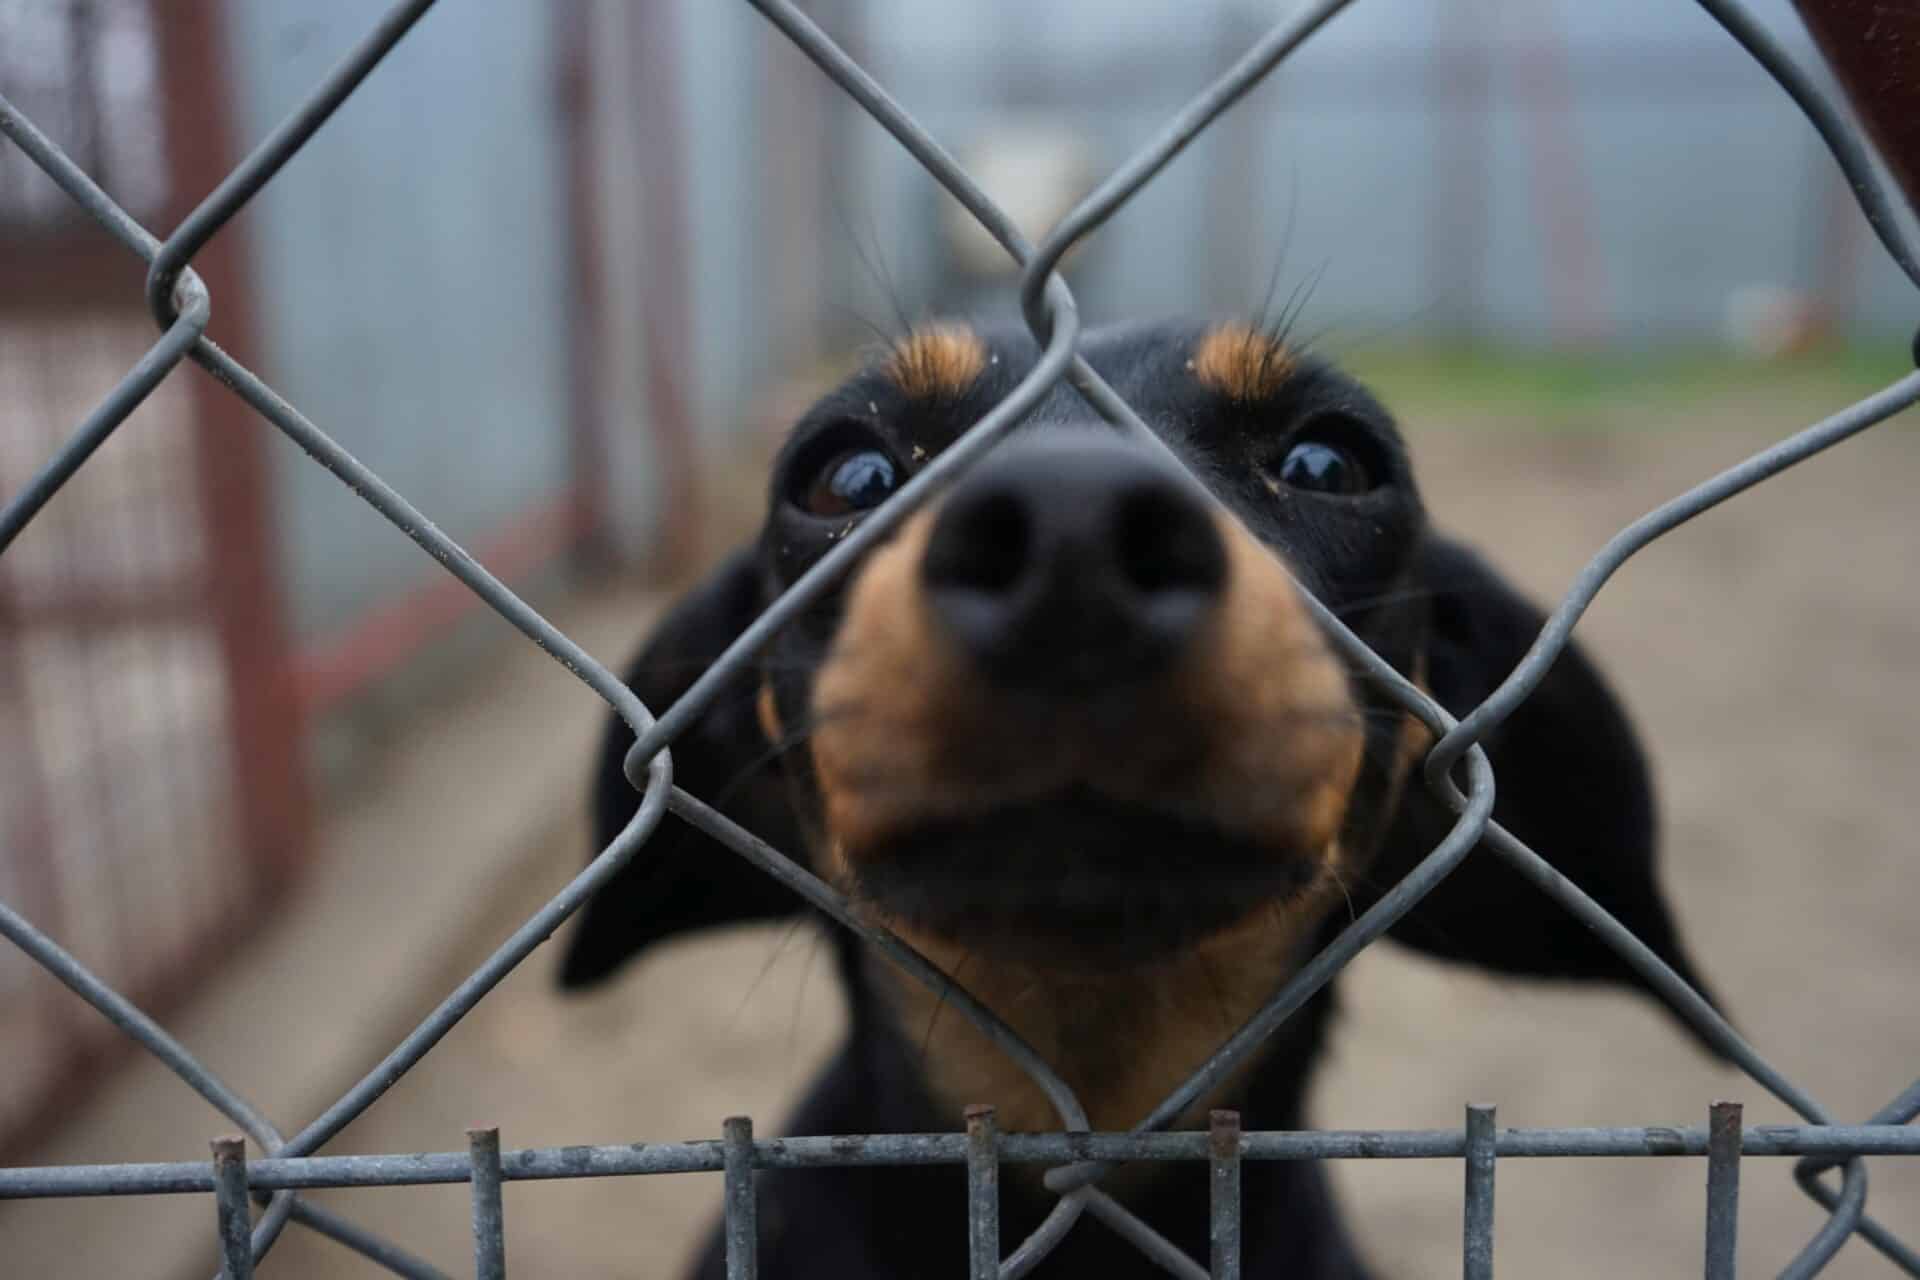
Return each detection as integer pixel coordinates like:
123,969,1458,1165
1267,412,1384,496
804,447,899,517
1274,441,1366,494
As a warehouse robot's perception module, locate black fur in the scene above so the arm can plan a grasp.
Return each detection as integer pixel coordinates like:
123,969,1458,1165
558,322,1719,1278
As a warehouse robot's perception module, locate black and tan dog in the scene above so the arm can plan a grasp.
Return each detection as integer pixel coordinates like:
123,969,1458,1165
559,320,1717,1278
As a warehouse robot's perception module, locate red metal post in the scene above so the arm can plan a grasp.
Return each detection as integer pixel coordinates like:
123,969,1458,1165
556,0,614,570
628,0,703,575
150,0,309,889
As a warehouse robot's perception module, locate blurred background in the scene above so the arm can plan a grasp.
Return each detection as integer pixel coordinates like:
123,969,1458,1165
1,0,1916,1275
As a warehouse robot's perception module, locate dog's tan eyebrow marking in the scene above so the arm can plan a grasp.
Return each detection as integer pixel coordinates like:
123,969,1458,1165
885,324,988,400
1190,323,1296,402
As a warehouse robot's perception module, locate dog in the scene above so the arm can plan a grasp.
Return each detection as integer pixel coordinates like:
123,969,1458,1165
558,320,1719,1278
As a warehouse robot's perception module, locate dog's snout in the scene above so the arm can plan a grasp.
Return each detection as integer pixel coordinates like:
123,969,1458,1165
921,437,1225,690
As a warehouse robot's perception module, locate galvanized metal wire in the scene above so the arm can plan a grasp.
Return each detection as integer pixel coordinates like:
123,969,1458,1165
2,0,1918,1276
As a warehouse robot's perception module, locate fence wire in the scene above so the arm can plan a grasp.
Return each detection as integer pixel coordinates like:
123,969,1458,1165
2,0,1919,1276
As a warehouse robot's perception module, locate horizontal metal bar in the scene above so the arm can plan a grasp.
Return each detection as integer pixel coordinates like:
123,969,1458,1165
6,1127,1917,1200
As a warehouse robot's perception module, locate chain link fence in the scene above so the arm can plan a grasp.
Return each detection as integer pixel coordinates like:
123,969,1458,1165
3,0,1919,1276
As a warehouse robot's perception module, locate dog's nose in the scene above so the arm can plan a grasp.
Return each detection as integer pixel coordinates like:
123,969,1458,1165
921,434,1226,691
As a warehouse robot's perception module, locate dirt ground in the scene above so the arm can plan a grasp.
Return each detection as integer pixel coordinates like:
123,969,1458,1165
254,384,1919,1278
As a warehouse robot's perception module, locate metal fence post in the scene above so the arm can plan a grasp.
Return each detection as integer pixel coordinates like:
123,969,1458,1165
1706,1102,1743,1280
210,1136,254,1280
723,1115,759,1279
470,1126,507,1280
1463,1104,1497,1280
966,1104,1000,1280
1210,1109,1243,1280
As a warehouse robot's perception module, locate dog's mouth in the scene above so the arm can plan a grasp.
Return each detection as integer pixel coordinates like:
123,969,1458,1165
844,785,1325,969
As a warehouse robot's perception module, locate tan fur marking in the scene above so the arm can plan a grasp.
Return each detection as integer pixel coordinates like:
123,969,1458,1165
808,511,1014,865
1175,519,1367,855
806,505,1370,1140
1395,668,1434,794
877,890,1334,1140
1192,323,1296,402
1367,662,1433,831
885,324,988,400
756,682,784,745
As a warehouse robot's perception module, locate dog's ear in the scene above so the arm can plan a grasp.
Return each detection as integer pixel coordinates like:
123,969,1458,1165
1372,535,1725,1048
558,546,809,989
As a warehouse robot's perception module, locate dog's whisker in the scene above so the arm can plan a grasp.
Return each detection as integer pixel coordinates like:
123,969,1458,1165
828,173,912,344
828,299,901,353
786,922,828,1090
916,945,974,1071
1322,574,1521,621
1325,862,1361,928
707,700,875,810
725,913,816,1038
1251,165,1303,338
1266,255,1331,354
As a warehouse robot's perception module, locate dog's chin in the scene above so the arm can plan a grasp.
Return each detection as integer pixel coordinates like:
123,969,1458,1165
845,786,1324,971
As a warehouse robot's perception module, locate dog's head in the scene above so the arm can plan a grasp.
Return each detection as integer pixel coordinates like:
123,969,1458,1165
561,319,1718,1074
759,320,1422,973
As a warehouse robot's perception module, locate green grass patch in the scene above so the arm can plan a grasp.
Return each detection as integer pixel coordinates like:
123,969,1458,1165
1345,342,1913,429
